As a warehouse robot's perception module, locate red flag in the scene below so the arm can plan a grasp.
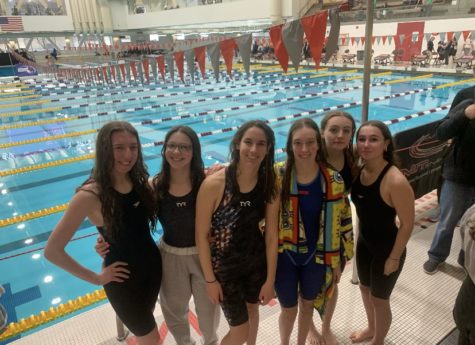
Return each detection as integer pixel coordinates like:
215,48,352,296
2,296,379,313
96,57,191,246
102,66,108,83
155,56,165,81
142,59,150,82
194,46,206,78
269,24,289,73
447,32,454,41
351,37,355,45
220,39,236,78
110,65,116,81
174,51,185,82
119,63,126,80
361,37,366,45
463,30,470,41
130,61,137,79
300,10,327,69
382,36,387,45
341,36,346,46
371,36,376,45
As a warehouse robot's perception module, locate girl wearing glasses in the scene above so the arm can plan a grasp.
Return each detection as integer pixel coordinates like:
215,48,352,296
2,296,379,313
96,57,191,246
196,120,280,345
96,125,220,345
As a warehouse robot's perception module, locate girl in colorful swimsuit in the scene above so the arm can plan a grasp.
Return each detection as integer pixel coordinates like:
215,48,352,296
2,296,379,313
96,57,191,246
196,120,280,345
275,118,353,345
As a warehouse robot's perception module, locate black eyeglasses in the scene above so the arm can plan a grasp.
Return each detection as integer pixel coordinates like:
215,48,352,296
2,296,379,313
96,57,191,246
165,143,192,152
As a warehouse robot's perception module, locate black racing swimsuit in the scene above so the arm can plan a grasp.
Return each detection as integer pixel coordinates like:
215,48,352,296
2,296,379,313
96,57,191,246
99,189,161,336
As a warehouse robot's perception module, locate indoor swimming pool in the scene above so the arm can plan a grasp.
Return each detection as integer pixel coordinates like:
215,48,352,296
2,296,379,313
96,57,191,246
0,65,473,342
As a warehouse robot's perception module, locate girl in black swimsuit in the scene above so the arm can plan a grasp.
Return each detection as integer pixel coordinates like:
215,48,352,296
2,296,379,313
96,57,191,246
196,120,280,345
350,121,414,345
45,121,161,345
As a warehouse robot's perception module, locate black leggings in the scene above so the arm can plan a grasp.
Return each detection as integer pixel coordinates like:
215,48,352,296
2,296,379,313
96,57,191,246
356,240,406,299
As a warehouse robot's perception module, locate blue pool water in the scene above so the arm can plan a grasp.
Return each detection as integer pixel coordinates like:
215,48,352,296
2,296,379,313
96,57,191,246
0,67,472,341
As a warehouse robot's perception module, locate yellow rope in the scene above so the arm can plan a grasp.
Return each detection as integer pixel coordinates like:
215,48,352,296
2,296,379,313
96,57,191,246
0,99,50,109
0,94,40,102
0,130,96,148
0,89,34,95
0,117,78,130
385,73,433,84
434,77,475,89
0,153,94,177
0,106,63,119
0,203,69,227
0,289,107,341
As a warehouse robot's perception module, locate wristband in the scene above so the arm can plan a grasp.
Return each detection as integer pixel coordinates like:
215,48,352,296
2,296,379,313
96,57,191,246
206,279,217,284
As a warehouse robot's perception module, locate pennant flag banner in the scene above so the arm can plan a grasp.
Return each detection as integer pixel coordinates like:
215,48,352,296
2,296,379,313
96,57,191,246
447,32,454,41
324,8,340,63
387,35,392,45
341,36,346,46
174,51,185,82
142,58,150,82
300,10,327,70
440,32,446,42
424,33,431,42
194,46,206,78
130,61,138,81
282,19,304,72
207,43,220,81
361,37,365,45
235,34,252,76
185,49,195,83
155,55,165,81
371,36,376,45
166,54,175,82
355,37,361,45
399,34,405,45
462,30,470,40
454,31,461,41
351,36,355,45
220,38,236,78
269,24,289,73
376,36,381,45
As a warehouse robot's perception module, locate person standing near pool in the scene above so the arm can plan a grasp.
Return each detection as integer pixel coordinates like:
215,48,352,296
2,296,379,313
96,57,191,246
96,125,221,345
308,111,357,345
196,120,280,345
45,121,162,345
349,121,414,345
423,86,475,275
275,118,352,345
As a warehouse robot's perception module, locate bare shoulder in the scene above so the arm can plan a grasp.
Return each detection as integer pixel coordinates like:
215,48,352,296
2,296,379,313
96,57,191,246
384,166,410,188
201,169,225,191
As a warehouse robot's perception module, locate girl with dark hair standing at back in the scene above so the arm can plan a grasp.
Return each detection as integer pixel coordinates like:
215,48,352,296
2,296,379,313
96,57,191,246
308,111,356,345
196,120,280,345
45,121,162,345
349,121,414,345
275,118,351,345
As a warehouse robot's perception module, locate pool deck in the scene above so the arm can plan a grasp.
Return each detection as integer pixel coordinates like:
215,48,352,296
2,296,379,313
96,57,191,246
7,190,466,345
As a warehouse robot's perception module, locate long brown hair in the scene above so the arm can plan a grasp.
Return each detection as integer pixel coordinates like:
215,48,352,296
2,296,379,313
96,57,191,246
227,120,277,203
356,120,398,167
80,121,156,240
321,110,357,178
153,126,205,205
281,118,323,208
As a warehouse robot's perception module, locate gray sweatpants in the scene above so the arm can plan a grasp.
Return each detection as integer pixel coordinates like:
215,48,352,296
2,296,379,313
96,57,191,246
159,240,220,345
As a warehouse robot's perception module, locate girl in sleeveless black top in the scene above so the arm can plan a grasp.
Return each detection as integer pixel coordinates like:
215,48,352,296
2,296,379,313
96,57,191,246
349,121,414,345
196,121,279,345
45,121,161,345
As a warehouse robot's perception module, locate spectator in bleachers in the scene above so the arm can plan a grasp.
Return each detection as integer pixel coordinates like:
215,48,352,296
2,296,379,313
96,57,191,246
427,36,435,55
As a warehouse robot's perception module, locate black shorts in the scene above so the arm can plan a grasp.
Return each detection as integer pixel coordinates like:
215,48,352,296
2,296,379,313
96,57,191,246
104,253,162,336
356,240,405,300
215,258,266,327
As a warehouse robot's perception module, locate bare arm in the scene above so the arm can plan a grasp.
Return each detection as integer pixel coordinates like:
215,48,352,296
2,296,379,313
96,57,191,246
195,173,224,304
383,168,415,275
44,191,129,285
259,193,280,304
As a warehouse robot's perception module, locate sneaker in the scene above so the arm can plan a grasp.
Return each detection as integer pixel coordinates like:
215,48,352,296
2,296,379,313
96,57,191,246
423,260,442,274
